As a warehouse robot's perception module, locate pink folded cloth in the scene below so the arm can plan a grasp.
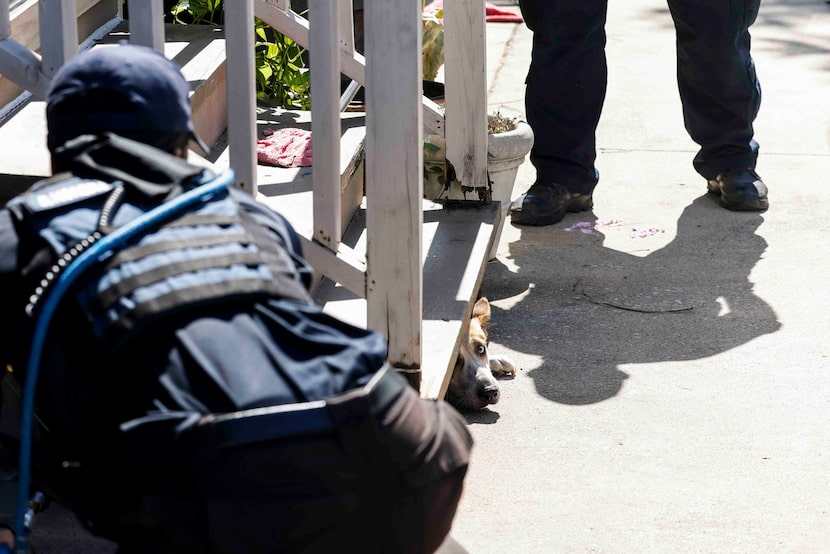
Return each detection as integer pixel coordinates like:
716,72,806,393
423,1,524,23
257,128,313,168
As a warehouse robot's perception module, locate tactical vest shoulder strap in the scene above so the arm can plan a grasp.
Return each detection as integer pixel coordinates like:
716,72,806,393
13,135,314,351
77,181,313,350
53,133,208,202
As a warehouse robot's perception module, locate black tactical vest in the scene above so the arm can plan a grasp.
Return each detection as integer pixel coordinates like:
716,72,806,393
7,133,312,350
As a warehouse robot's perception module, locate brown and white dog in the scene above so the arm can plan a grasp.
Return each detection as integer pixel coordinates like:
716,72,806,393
446,297,516,412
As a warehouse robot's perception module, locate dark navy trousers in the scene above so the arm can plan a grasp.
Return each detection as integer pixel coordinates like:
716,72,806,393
518,0,762,195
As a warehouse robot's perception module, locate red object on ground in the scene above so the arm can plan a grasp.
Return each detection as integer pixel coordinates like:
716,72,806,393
423,1,523,23
257,128,313,168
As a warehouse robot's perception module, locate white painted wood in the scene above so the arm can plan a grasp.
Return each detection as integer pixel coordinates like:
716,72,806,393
364,0,423,373
0,36,49,98
300,237,366,297
255,0,442,132
39,0,78,76
1,1,10,38
336,1,361,110
5,0,100,48
0,0,120,100
164,22,227,153
255,2,305,40
423,97,444,136
2,0,107,56
308,0,340,251
443,0,488,198
0,22,225,178
254,0,366,85
128,0,165,52
420,202,499,400
224,0,257,194
249,106,368,299
338,0,354,55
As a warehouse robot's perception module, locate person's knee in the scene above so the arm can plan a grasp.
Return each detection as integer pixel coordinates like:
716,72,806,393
386,467,469,554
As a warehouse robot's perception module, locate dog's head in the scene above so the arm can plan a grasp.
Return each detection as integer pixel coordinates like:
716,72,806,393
446,297,501,412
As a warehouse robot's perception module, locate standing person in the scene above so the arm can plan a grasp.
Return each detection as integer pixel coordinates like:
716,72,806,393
509,0,768,226
0,43,471,553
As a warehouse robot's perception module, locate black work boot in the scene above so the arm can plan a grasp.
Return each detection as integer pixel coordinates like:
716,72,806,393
509,182,593,226
707,168,769,212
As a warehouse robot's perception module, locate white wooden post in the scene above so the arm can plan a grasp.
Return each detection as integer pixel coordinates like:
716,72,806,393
1,1,9,39
308,0,340,250
39,0,79,76
255,0,366,86
338,0,354,56
128,0,165,52
338,1,363,110
365,0,423,383
0,1,51,99
443,0,488,198
224,0,257,194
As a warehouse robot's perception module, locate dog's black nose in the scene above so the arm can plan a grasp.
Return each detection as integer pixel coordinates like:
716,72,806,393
479,385,499,404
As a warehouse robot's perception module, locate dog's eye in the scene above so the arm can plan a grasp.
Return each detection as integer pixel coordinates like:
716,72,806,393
476,344,486,356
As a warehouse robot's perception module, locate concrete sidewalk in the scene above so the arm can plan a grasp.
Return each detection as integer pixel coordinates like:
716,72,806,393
450,0,830,552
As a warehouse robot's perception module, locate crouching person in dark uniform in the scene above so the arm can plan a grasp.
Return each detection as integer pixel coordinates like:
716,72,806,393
0,44,472,553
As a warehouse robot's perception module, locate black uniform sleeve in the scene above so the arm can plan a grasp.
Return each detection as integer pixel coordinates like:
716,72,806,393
0,209,25,445
0,210,18,274
0,209,21,371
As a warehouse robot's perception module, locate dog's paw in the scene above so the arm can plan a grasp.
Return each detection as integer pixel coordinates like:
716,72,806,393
489,354,517,378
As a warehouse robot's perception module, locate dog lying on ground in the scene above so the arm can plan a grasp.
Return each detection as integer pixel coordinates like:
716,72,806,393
446,297,516,411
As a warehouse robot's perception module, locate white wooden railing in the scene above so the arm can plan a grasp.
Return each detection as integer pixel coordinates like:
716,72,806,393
0,0,489,391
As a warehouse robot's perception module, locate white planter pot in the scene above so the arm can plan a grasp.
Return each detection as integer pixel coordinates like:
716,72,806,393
485,119,534,259
423,119,534,259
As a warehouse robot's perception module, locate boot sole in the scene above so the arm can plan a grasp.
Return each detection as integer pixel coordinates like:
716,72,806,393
510,208,568,226
720,197,769,211
707,180,768,211
510,198,593,226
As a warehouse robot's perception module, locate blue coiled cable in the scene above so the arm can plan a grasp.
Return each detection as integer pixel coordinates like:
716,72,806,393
13,169,235,553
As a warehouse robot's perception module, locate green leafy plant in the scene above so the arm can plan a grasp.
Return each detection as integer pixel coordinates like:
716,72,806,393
422,7,444,82
254,19,311,109
423,137,444,180
170,0,311,110
170,0,223,25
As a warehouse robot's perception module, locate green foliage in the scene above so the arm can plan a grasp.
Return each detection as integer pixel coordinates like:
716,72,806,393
422,8,444,82
423,139,445,183
254,19,311,110
170,0,224,25
170,0,311,110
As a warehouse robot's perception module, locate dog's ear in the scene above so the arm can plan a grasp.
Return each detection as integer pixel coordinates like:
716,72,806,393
472,297,491,329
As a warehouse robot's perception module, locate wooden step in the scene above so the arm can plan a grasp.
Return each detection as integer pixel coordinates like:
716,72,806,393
0,22,227,202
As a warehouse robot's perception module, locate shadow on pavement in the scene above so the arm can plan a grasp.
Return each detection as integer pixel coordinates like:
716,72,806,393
481,194,782,405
